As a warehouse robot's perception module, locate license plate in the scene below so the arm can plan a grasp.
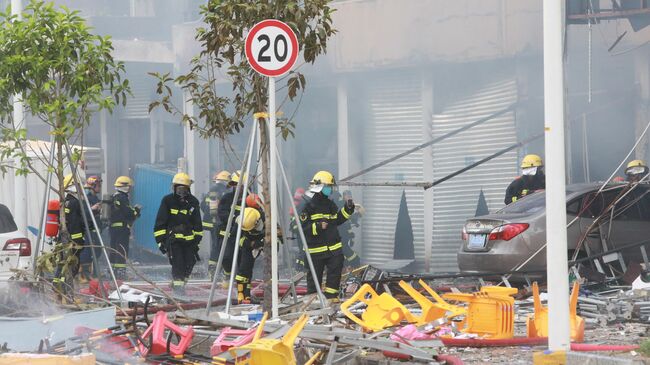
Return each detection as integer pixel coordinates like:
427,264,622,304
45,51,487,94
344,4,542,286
468,234,487,249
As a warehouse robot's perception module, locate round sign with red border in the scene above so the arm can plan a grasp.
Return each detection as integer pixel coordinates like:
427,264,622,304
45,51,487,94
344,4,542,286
245,19,299,77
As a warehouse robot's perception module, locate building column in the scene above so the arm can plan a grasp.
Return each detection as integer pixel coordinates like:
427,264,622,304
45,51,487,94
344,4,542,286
100,109,109,196
635,50,650,161
150,112,158,164
422,74,434,272
183,90,210,195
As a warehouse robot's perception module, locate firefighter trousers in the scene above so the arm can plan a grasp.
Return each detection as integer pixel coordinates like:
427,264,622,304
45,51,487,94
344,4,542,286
169,241,197,283
306,253,344,299
208,230,223,268
235,245,256,297
221,232,238,276
109,226,130,276
80,230,103,276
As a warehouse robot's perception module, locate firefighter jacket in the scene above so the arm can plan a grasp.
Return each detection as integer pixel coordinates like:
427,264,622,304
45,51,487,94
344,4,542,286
109,191,139,229
300,192,353,258
153,193,203,247
217,188,242,236
64,193,85,244
504,173,546,205
200,183,228,232
84,188,102,231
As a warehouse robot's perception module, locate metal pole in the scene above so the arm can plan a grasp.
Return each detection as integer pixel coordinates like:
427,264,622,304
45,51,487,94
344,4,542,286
32,137,55,274
224,129,256,314
268,76,279,318
64,142,122,302
543,0,570,350
11,0,26,238
205,125,256,316
275,148,329,312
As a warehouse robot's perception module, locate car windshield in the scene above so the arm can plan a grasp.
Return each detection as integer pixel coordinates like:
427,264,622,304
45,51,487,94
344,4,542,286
497,192,546,214
0,204,18,233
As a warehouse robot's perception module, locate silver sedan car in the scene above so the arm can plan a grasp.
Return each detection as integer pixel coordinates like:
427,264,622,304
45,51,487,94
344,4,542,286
457,182,650,276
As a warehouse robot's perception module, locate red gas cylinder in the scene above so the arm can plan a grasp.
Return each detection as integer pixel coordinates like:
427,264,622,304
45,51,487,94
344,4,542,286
45,200,61,237
138,311,194,356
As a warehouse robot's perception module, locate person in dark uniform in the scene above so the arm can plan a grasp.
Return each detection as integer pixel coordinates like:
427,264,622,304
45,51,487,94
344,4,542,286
109,176,140,279
202,170,230,278
79,175,103,282
54,175,85,296
217,170,246,278
504,154,545,205
234,206,264,304
153,172,203,294
300,171,354,301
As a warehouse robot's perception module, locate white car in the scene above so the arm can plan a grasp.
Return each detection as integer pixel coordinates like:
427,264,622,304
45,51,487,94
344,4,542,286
0,204,31,283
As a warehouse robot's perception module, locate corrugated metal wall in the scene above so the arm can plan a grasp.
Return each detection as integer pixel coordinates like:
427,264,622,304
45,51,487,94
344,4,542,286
132,164,175,252
361,72,425,268
430,79,518,271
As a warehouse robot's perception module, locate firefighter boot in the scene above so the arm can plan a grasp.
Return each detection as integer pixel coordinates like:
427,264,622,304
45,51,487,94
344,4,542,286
237,284,250,304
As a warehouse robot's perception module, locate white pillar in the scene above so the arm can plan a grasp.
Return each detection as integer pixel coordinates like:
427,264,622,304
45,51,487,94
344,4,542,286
337,80,350,178
182,90,209,194
421,74,434,272
543,0,571,351
12,0,26,236
100,109,109,197
150,112,158,164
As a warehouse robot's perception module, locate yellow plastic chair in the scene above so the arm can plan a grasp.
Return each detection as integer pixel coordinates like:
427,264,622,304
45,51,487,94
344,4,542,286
230,313,309,365
526,281,584,342
417,279,467,320
340,283,415,332
399,280,455,325
443,286,517,339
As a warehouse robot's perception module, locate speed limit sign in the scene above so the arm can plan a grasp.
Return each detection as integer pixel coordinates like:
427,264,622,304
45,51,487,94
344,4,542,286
245,19,299,77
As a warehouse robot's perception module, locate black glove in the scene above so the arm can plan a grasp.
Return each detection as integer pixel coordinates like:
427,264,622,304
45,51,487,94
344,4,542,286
158,242,167,255
345,199,355,213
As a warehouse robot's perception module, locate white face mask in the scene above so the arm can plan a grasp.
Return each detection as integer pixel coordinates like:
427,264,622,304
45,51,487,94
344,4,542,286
309,184,324,193
627,166,646,176
522,167,538,176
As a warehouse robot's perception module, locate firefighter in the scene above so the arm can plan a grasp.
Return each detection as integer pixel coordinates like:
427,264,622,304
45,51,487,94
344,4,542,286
79,175,103,282
335,190,362,268
109,176,140,279
504,154,546,205
625,160,648,182
203,170,230,277
300,171,354,301
217,170,246,278
235,205,265,304
153,173,203,294
54,174,85,294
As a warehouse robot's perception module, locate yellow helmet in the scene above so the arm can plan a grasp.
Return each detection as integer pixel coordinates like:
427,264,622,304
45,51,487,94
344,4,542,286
521,154,543,169
230,170,248,185
172,172,192,186
63,174,74,189
213,170,230,182
627,160,647,169
114,176,133,187
310,171,335,185
238,207,261,232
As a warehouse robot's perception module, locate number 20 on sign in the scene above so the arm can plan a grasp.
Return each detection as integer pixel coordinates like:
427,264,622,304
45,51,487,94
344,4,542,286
245,19,299,77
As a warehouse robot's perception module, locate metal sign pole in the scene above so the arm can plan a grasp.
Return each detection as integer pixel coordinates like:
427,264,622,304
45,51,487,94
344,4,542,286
268,76,279,318
224,129,257,314
205,125,256,315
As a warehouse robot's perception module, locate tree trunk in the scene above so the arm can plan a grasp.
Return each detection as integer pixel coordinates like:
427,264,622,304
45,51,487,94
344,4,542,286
56,137,68,241
258,119,273,314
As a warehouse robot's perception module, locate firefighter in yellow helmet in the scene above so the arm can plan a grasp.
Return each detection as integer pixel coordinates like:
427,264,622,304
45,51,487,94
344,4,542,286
109,175,141,279
216,170,248,278
53,174,86,294
234,206,265,304
505,154,546,205
153,172,203,294
625,160,648,182
202,170,231,278
300,170,354,301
